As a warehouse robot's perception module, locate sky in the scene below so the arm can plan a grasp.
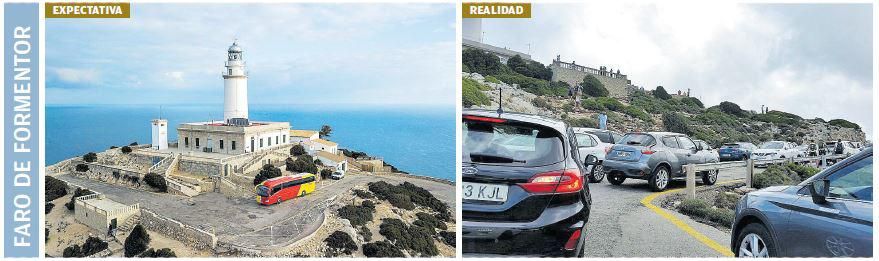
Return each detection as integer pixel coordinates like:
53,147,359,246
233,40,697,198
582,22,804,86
475,3,873,140
46,3,456,108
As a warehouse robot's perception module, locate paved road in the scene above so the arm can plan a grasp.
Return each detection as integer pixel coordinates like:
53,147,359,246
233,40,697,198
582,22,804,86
580,167,760,257
56,171,454,250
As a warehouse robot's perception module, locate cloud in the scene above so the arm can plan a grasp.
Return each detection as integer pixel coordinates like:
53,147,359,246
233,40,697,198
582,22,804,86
480,3,872,139
48,67,100,84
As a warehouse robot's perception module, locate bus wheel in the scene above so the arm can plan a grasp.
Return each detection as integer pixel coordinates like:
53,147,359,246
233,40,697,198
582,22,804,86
276,198,282,205
301,191,307,197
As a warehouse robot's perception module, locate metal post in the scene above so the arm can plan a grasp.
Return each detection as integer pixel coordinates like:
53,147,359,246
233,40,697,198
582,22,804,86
821,154,827,169
746,159,754,188
686,164,696,199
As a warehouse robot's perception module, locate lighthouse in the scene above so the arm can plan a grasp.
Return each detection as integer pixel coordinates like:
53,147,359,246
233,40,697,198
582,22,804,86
223,40,248,124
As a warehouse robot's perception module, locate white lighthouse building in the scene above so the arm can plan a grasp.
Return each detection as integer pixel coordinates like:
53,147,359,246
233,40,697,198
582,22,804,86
223,40,249,123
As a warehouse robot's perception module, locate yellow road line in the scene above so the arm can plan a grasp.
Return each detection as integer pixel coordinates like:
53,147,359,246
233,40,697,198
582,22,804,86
640,180,743,257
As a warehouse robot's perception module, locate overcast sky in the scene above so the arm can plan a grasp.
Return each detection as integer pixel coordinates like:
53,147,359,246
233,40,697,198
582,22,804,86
47,3,455,108
478,3,872,140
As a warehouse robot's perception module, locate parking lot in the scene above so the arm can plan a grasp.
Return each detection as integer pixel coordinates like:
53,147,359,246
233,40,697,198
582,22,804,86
581,166,762,257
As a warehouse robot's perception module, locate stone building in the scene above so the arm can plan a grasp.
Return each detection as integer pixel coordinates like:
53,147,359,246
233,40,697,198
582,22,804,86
549,56,636,99
74,193,140,233
315,151,348,174
289,129,319,144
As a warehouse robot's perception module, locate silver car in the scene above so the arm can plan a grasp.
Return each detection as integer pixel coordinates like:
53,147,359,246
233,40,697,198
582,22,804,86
603,132,718,191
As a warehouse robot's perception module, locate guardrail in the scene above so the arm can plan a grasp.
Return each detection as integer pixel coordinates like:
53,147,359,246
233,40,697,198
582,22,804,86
682,154,850,199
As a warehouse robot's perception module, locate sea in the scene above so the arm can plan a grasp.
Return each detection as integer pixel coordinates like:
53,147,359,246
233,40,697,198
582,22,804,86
46,104,456,181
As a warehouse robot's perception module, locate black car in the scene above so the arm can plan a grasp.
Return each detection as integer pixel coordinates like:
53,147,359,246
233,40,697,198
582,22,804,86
461,109,593,257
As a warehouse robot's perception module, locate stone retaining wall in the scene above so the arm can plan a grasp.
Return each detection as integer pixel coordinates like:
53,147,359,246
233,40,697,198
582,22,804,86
380,172,454,185
178,159,221,177
139,209,217,250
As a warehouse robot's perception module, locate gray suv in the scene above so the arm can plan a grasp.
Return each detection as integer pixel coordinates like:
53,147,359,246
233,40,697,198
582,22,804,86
602,132,718,191
731,147,872,257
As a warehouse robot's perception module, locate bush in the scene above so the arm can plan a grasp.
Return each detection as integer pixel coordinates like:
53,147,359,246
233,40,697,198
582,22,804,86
139,248,177,257
62,245,82,257
253,164,282,185
435,211,452,222
413,212,447,232
81,236,108,256
290,144,307,156
353,189,375,199
463,77,491,107
623,105,653,123
786,162,819,180
652,86,672,100
662,112,692,135
83,152,98,162
507,55,552,81
320,169,333,180
714,192,741,210
324,231,358,256
124,224,150,257
439,231,455,247
121,146,133,154
494,71,567,96
753,165,795,189
484,75,501,84
564,117,598,128
337,201,376,226
130,142,138,146
46,176,68,202
359,226,373,242
581,75,608,97
681,97,704,108
362,241,405,257
75,163,89,172
379,218,438,256
531,97,551,109
143,173,168,192
828,119,860,130
679,198,734,228
46,203,55,214
65,187,94,211
463,48,502,76
287,156,318,174
719,101,746,117
368,181,448,214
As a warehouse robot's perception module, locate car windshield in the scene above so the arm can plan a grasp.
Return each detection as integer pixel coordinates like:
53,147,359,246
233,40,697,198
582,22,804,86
256,185,270,197
760,142,784,149
618,133,655,146
463,119,565,166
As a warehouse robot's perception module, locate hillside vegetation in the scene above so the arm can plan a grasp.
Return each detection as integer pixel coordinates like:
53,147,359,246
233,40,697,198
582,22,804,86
462,49,865,146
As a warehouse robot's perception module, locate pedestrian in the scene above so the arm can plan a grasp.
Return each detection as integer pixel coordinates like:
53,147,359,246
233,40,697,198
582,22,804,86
835,139,844,155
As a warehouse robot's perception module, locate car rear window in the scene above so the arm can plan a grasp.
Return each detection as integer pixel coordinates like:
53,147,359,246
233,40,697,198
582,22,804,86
618,133,655,146
590,131,613,143
463,119,565,166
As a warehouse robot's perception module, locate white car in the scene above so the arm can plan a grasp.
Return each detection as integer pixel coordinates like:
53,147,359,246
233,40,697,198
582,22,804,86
752,141,800,165
330,171,345,180
573,128,613,183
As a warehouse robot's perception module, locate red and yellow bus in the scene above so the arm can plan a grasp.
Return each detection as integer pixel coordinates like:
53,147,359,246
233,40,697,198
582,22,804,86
255,173,316,205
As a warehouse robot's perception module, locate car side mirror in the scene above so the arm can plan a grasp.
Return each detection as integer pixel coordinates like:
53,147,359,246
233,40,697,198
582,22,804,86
809,179,830,204
583,155,598,165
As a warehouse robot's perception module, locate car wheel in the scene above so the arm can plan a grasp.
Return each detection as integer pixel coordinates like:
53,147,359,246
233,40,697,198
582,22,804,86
736,223,775,258
607,173,625,185
701,169,718,185
649,166,670,192
589,164,605,183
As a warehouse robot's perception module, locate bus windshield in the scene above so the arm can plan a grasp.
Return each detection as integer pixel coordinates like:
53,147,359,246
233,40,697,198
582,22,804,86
256,185,270,197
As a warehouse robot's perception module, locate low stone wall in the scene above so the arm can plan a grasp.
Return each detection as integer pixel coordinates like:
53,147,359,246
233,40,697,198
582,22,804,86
381,172,455,185
178,158,221,177
139,209,217,250
71,161,144,185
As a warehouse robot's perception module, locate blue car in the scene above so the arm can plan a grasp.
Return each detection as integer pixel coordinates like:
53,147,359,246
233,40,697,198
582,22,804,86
731,147,872,257
718,142,756,161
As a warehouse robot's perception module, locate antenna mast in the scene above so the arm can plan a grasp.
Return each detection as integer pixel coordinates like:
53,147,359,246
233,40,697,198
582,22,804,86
496,86,504,115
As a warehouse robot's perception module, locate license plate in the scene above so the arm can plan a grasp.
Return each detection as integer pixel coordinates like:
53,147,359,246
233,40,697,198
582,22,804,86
721,154,730,157
462,182,509,202
617,151,631,158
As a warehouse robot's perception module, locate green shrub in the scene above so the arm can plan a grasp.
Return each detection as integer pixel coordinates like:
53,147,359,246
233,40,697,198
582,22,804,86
531,97,551,109
83,152,98,162
359,226,373,242
121,146,133,154
494,72,567,96
253,164,282,185
719,101,746,117
678,198,734,228
138,248,177,257
143,173,167,193
46,203,55,214
413,212,447,232
353,189,375,199
287,156,318,174
581,75,608,97
463,49,502,76
439,231,455,247
75,163,89,172
46,176,68,202
379,218,438,256
828,119,860,130
714,192,741,210
623,105,653,123
124,224,150,257
290,144,307,156
752,165,795,189
564,117,597,128
662,112,692,135
484,75,501,84
681,97,704,108
337,201,376,226
62,245,82,257
785,162,820,180
652,86,672,100
63,236,108,257
508,55,553,81
463,78,491,107
368,181,448,214
324,231,358,256
362,241,405,257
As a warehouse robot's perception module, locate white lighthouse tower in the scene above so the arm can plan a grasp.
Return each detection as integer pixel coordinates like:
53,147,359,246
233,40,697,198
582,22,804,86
151,119,168,150
223,40,249,123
